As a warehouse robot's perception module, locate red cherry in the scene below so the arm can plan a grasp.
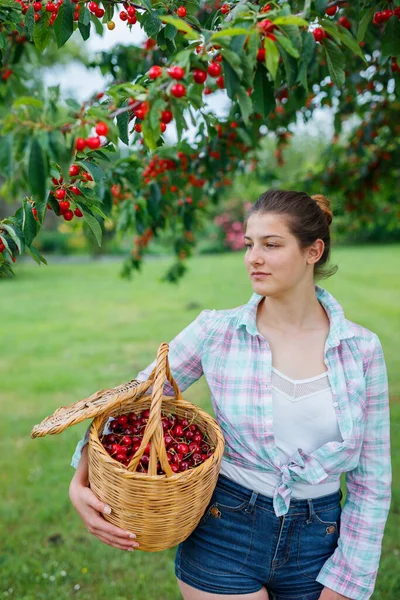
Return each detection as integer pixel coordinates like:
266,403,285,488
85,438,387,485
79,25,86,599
148,65,163,79
88,1,97,12
134,123,142,132
325,4,338,16
167,65,185,80
119,10,128,20
34,13,40,20
59,200,70,213
193,433,203,443
32,207,38,221
45,2,56,11
164,434,174,446
313,27,326,42
82,171,93,181
180,418,189,428
338,16,351,29
55,189,66,200
121,435,132,447
221,3,229,14
117,415,129,426
216,75,225,89
33,1,42,10
176,5,186,17
161,110,173,124
75,137,86,151
173,425,184,437
95,7,104,17
188,424,197,432
380,9,393,21
192,68,207,84
74,207,83,217
170,464,179,473
127,5,135,16
69,164,80,176
63,209,74,221
207,62,221,77
179,460,190,471
86,136,101,149
177,443,189,455
160,122,166,133
127,15,136,24
188,442,200,453
170,83,186,98
258,18,275,32
95,121,108,136
260,3,271,12
257,47,266,61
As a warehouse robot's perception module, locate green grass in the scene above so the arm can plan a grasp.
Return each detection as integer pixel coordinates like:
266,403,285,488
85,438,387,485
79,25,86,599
1,245,399,599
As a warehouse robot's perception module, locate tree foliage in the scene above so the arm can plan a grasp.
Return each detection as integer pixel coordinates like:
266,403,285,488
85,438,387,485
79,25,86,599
0,0,399,280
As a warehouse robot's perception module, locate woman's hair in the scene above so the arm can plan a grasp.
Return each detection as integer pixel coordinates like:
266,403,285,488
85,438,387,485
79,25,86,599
243,189,337,280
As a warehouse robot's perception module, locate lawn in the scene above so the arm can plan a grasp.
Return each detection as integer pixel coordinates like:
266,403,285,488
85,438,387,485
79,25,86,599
1,245,399,600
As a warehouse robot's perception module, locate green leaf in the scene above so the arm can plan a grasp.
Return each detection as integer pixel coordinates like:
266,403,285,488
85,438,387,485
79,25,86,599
223,60,241,100
29,139,47,205
25,5,35,40
264,36,280,81
77,159,106,183
337,24,367,63
276,32,300,58
211,27,252,39
78,6,91,41
381,16,400,57
53,0,74,48
253,62,276,118
91,13,104,35
356,6,376,43
273,16,309,27
13,96,43,109
33,11,51,51
314,0,328,16
164,23,177,40
297,30,315,93
142,120,159,151
323,38,345,87
236,87,252,125
117,109,130,145
160,15,198,39
26,244,47,265
1,223,24,254
22,198,38,246
279,44,298,88
81,212,102,246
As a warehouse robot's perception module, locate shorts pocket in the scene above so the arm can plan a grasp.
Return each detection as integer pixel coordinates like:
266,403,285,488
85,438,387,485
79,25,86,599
181,486,256,575
297,502,341,580
199,485,249,525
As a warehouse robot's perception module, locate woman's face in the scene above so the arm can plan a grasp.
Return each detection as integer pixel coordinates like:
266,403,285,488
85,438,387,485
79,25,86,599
244,212,316,296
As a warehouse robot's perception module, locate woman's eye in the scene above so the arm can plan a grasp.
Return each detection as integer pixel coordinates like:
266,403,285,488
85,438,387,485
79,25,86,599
244,244,276,249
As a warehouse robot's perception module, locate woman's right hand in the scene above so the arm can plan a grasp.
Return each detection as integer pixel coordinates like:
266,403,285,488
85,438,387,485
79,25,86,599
69,445,140,552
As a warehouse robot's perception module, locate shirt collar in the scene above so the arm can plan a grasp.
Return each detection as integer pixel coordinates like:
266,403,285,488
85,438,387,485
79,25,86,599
235,284,354,350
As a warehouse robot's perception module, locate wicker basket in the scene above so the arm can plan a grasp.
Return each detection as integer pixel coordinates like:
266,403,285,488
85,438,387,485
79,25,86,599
31,342,225,552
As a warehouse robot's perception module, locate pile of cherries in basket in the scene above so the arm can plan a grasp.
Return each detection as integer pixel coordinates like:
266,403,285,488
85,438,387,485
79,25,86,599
100,409,215,474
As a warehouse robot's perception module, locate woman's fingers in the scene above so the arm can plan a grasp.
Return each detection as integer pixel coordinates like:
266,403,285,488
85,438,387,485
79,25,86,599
95,531,140,551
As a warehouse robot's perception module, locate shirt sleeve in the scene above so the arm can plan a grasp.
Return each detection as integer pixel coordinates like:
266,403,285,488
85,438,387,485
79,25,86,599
316,333,392,599
70,308,214,469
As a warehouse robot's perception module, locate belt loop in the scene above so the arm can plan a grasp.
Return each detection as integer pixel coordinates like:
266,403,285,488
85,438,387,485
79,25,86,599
245,491,258,515
306,499,315,524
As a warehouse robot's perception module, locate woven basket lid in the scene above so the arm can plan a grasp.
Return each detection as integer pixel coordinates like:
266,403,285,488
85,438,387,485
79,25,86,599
31,343,180,439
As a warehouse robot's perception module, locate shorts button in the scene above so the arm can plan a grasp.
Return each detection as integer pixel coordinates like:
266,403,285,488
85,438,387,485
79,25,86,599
326,525,336,534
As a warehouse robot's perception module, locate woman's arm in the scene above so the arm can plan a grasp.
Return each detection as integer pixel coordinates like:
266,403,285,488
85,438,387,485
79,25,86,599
316,333,392,600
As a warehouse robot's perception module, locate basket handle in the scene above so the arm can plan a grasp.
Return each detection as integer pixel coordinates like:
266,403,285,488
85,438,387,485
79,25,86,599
125,342,182,477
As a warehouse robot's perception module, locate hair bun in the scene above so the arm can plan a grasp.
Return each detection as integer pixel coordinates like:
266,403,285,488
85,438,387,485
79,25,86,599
311,194,333,226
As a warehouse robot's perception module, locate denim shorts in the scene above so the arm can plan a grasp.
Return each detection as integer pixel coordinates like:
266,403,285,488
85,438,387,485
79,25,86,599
174,473,343,599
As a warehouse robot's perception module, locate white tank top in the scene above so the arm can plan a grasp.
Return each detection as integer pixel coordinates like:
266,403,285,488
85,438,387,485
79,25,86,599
219,366,343,499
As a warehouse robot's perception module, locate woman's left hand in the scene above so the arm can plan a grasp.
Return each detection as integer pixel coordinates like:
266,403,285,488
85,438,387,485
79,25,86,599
318,587,350,600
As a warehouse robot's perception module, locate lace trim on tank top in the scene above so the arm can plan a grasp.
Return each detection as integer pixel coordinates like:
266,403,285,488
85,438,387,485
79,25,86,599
271,366,330,401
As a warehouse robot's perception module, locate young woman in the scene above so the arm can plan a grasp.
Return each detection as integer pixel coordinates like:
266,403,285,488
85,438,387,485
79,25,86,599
69,190,392,600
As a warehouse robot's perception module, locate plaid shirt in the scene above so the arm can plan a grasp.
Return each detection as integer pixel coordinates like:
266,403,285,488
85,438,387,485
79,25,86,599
71,284,392,600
